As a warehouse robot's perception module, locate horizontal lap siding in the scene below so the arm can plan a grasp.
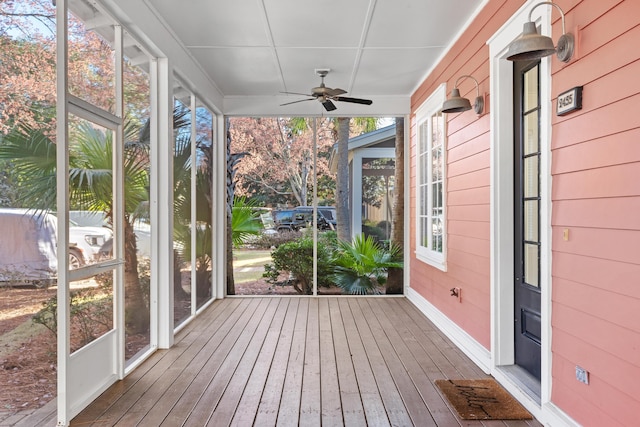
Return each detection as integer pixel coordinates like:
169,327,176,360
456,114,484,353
409,0,517,351
410,0,640,425
550,1,640,425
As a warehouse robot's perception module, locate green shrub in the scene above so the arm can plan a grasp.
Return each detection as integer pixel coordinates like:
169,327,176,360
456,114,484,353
263,235,333,294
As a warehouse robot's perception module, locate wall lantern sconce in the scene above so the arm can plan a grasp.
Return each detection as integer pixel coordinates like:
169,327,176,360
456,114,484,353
442,75,484,114
506,1,574,62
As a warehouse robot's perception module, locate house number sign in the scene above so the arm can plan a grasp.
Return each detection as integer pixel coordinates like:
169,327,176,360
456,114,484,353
556,86,583,116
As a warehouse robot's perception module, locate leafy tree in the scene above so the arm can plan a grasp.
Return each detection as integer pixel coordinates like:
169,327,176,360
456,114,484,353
229,117,334,207
0,1,57,135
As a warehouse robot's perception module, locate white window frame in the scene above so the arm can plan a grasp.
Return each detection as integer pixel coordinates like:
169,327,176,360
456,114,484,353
415,83,447,271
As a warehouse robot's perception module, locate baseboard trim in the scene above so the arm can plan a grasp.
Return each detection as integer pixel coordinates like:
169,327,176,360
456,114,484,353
406,288,491,374
406,288,580,427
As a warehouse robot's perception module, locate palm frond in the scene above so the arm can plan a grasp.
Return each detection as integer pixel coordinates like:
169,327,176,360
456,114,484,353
231,197,263,247
330,233,403,295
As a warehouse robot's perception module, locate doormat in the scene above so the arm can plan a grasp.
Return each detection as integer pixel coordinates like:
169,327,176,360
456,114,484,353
435,379,533,420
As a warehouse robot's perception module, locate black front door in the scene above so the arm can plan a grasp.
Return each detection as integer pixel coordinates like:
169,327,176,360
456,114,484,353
513,59,542,381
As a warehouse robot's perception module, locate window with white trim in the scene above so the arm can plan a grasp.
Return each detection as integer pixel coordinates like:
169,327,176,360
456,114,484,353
415,83,447,270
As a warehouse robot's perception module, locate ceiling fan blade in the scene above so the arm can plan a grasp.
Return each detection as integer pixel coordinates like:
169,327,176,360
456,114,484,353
322,100,337,111
280,98,315,106
334,96,373,105
325,87,347,96
280,91,315,97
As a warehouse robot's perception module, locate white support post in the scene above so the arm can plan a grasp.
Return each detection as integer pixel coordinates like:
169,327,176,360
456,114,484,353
190,95,197,314
312,118,318,296
113,23,125,379
148,58,159,352
215,115,227,298
156,58,174,348
403,114,411,291
56,0,70,424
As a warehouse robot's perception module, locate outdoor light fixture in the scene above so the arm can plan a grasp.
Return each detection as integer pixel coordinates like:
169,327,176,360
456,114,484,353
442,75,484,114
506,1,574,62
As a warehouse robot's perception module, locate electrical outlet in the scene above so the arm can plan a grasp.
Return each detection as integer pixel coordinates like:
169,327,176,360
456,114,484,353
576,366,589,384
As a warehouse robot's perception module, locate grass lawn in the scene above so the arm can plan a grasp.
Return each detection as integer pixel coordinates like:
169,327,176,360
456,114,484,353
233,249,272,284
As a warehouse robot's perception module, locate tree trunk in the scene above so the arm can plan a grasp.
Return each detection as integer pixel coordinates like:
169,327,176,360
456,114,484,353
226,118,236,295
226,211,235,295
386,117,404,294
123,219,150,333
336,117,351,241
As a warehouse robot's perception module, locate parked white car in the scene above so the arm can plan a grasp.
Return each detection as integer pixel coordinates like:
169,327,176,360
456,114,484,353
0,208,112,282
69,219,113,265
69,210,150,258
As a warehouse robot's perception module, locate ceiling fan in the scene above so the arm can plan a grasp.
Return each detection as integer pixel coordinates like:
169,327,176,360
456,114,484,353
280,69,373,112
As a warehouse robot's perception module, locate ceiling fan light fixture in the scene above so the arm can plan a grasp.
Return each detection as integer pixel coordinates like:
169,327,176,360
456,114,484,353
442,75,483,115
280,69,372,111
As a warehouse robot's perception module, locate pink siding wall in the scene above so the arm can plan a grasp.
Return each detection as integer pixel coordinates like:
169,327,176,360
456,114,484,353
410,0,640,425
549,1,640,425
410,0,519,352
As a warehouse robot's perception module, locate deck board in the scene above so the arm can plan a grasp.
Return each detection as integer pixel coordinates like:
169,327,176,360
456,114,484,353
43,296,544,427
347,298,414,427
160,298,268,426
275,297,309,426
336,298,390,427
356,298,437,426
229,297,291,426
368,298,462,427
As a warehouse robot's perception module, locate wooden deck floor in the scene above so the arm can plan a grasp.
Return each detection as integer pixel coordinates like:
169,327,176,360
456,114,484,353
20,297,543,426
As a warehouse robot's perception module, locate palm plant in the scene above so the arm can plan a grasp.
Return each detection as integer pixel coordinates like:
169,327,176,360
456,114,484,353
231,197,263,247
331,233,403,295
0,121,151,333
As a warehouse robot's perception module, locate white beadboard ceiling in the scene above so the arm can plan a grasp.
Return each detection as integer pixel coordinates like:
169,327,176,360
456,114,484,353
141,0,485,115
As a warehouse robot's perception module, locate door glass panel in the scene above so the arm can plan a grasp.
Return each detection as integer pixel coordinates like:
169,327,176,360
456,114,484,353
173,96,192,327
524,67,538,112
524,200,539,242
524,243,539,288
523,156,539,198
523,112,539,155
